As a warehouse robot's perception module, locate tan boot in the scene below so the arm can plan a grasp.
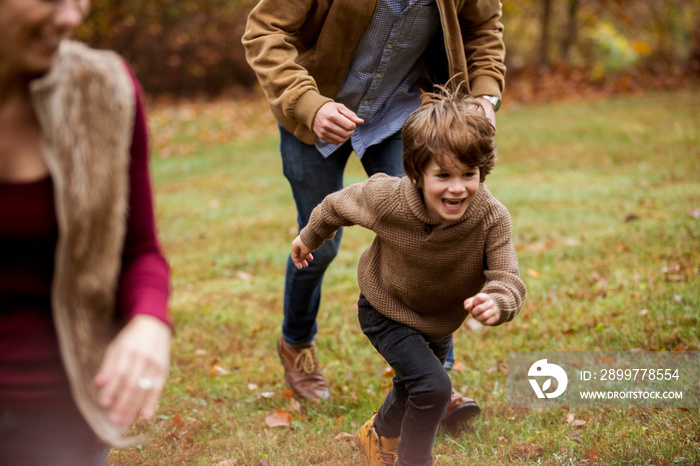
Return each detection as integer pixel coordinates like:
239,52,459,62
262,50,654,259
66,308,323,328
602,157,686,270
277,338,330,401
355,412,399,466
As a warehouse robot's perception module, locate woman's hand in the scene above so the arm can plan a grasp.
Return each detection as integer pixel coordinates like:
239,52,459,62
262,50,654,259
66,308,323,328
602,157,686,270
464,293,500,326
94,315,172,427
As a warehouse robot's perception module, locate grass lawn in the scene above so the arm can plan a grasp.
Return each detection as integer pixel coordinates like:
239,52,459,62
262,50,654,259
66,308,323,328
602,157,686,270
110,88,700,465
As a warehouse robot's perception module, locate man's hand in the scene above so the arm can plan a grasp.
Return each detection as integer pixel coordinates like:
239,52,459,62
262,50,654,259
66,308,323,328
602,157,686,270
475,96,497,131
464,293,500,326
291,235,314,269
312,102,364,145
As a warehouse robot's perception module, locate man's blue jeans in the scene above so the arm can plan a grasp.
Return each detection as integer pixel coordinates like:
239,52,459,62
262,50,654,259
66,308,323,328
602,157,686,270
279,125,405,345
358,294,452,466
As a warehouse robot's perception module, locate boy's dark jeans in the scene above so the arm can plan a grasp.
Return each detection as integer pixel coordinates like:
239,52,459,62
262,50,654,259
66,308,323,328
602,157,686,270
358,294,453,466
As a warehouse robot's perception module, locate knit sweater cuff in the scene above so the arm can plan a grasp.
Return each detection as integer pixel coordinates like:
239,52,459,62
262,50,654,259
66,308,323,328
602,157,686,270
299,226,328,251
492,295,517,326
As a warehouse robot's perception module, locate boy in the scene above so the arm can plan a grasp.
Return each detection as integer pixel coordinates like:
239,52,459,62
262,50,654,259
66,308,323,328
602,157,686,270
290,86,526,466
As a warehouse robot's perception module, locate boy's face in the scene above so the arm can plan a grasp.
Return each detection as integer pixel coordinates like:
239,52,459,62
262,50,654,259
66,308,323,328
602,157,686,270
417,156,480,222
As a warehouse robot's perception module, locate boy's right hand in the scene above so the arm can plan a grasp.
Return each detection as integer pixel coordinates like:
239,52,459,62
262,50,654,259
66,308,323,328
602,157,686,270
291,235,314,269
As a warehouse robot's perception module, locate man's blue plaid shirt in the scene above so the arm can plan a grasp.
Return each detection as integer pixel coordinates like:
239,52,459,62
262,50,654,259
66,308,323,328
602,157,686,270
315,0,440,158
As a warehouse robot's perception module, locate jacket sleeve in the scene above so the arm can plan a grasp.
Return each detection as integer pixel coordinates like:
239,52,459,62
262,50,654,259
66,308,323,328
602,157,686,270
242,0,333,132
480,203,526,325
299,174,395,250
459,0,506,98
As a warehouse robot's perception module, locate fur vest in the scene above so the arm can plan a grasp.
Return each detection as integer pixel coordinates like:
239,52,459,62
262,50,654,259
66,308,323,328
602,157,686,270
29,41,137,446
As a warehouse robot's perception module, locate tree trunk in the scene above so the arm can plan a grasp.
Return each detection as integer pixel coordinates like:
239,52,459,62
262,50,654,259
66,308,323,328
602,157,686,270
538,0,553,68
559,0,580,64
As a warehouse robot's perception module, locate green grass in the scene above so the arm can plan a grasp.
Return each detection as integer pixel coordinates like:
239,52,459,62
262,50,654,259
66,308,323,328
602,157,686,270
110,88,700,465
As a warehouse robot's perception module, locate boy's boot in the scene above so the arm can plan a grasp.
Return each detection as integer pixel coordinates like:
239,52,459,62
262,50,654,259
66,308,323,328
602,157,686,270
355,412,399,466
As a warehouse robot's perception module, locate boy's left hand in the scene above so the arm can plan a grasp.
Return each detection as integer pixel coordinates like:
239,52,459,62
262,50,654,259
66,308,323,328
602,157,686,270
291,235,315,269
464,293,500,326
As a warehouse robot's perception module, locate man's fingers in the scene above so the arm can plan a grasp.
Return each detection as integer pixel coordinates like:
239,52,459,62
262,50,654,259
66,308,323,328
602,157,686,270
336,105,364,125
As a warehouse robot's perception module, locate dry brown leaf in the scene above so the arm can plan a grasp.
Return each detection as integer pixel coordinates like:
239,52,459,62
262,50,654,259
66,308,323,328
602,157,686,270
216,460,236,466
584,444,600,461
570,429,582,443
334,432,355,441
210,364,230,376
508,442,544,461
282,389,295,399
264,409,291,428
452,359,465,372
566,412,575,424
289,397,301,413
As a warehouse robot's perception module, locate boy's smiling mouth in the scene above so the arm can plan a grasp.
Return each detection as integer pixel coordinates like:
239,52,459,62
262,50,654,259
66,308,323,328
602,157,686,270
443,198,466,210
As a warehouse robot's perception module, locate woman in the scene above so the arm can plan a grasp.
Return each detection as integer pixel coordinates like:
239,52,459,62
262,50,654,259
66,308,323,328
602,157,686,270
0,0,172,464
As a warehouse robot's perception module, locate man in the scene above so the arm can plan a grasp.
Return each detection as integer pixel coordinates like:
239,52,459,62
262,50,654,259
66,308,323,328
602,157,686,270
242,0,505,430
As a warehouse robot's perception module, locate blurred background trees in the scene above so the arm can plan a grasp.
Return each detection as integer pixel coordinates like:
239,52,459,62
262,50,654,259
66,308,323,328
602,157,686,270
75,0,700,99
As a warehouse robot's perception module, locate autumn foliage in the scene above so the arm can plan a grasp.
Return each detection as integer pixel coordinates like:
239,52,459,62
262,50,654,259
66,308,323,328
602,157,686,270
75,0,700,99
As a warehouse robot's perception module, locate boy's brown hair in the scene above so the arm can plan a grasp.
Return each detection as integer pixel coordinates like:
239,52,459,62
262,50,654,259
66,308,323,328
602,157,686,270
402,84,496,184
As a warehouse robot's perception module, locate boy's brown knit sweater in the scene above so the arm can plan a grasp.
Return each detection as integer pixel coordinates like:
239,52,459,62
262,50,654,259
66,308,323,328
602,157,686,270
300,174,526,341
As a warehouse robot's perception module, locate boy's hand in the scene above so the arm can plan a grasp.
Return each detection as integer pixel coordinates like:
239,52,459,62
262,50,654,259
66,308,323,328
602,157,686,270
464,293,500,326
291,235,314,269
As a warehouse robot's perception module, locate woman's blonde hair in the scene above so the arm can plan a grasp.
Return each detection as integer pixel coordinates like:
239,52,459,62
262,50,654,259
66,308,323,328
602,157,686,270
402,83,496,184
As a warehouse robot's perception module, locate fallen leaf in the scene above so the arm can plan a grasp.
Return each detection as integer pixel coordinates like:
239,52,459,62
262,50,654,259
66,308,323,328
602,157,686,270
289,397,301,413
258,460,269,466
172,413,185,428
570,429,582,443
334,432,354,441
498,360,509,375
216,460,236,466
572,420,587,427
236,271,252,280
259,392,275,399
584,444,600,461
639,309,649,316
527,268,541,279
566,412,575,424
264,410,291,428
210,364,230,376
247,383,258,391
452,359,465,372
382,366,395,378
282,389,295,399
508,442,544,461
